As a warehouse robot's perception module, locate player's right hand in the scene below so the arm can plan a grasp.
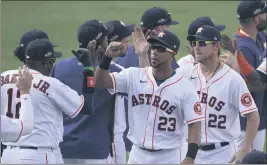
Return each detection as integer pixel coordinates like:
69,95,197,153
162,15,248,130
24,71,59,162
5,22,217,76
105,41,126,58
15,65,33,95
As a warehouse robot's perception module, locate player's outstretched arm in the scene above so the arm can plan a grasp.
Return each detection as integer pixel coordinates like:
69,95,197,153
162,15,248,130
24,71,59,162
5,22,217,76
181,121,201,164
95,41,126,89
181,82,204,164
15,66,34,137
229,76,260,164
229,111,259,164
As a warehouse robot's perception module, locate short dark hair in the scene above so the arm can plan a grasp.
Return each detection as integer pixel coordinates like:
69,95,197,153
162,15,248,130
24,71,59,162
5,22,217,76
239,17,254,26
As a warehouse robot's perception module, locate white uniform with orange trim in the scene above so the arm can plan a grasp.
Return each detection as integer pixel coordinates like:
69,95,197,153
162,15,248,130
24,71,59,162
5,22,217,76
1,94,33,143
1,69,84,164
257,57,266,75
108,66,204,164
176,64,258,164
177,54,197,67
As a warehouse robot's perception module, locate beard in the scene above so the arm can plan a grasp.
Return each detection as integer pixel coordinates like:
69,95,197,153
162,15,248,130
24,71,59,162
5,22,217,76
256,19,267,32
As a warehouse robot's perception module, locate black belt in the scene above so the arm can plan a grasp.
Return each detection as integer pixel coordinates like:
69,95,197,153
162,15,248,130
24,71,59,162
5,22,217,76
10,146,38,150
9,146,52,150
199,142,229,151
139,147,162,152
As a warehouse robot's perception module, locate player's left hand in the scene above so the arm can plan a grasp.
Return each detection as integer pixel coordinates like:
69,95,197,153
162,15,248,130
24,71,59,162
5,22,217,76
229,147,250,164
72,40,98,67
181,157,194,164
15,65,33,95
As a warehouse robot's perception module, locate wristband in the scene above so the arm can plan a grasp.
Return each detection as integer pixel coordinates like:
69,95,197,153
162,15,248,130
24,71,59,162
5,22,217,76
186,143,199,159
83,69,95,93
84,66,94,72
99,55,112,70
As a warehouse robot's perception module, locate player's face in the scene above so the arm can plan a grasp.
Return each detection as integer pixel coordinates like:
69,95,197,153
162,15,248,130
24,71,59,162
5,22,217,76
150,44,174,68
192,41,219,63
154,25,170,33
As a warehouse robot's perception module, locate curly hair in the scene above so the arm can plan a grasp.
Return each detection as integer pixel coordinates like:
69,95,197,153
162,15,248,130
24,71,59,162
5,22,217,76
13,46,26,63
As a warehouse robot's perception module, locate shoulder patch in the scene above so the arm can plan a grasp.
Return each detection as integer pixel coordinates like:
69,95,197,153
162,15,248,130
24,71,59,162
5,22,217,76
241,93,252,107
194,102,202,115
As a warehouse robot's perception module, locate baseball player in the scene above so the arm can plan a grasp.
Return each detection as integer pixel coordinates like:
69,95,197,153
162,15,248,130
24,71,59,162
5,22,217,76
177,25,260,164
1,38,94,164
52,19,126,164
94,29,203,164
235,0,267,152
115,7,181,153
177,16,225,67
105,20,135,164
116,7,179,70
1,66,33,143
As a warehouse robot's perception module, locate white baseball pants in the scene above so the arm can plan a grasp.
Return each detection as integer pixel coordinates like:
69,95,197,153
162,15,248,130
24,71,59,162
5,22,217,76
1,146,59,164
127,142,187,164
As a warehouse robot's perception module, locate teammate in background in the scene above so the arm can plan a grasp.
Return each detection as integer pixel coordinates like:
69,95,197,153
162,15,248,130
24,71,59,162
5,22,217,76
235,0,267,152
177,16,225,67
1,66,33,142
105,20,135,164
1,38,93,164
95,28,203,164
116,7,179,69
178,25,260,164
52,19,130,164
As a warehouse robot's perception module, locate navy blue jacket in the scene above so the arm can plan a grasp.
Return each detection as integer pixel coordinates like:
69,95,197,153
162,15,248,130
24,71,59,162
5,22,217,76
52,57,122,159
235,30,266,131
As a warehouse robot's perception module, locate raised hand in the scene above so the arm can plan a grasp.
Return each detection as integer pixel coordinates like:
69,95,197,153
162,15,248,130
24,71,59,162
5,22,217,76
72,40,99,68
132,26,156,56
15,65,33,94
105,41,125,58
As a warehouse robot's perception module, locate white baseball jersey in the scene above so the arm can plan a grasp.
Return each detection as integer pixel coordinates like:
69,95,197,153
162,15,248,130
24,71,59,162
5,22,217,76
177,54,197,67
108,66,204,150
176,64,258,144
1,94,33,142
111,61,127,135
257,57,266,75
1,69,84,148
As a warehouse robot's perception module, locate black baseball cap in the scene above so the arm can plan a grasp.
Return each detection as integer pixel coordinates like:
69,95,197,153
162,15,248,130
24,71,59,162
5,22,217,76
187,25,221,42
237,0,267,19
147,30,180,54
25,38,62,61
241,150,267,164
187,16,225,37
140,7,179,29
105,20,135,42
19,29,56,49
77,19,114,48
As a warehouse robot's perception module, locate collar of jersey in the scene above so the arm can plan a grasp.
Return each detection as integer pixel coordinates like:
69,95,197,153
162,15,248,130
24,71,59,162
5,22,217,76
146,67,182,88
196,63,230,87
237,28,251,38
29,69,41,74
